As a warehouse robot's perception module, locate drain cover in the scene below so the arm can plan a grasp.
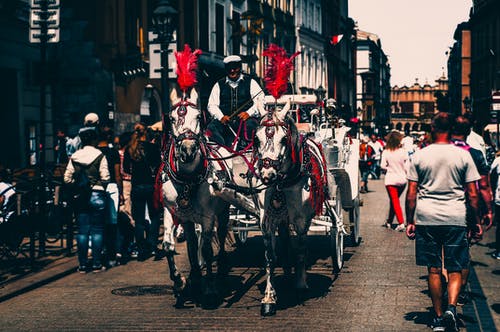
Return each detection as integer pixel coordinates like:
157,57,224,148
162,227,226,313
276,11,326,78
111,285,173,296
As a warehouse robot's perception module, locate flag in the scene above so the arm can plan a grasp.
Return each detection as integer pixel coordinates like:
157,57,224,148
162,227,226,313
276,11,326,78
330,34,343,46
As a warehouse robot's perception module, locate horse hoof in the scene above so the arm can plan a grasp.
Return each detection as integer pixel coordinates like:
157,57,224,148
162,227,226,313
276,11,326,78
261,303,276,316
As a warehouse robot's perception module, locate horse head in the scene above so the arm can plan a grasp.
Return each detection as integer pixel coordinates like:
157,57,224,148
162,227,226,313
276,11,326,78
169,87,204,164
254,100,298,185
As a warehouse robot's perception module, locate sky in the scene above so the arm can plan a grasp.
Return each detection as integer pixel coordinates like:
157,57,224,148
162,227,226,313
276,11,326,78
349,0,472,87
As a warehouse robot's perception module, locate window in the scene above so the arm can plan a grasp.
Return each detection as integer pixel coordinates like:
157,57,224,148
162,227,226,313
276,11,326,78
232,11,241,55
215,4,225,55
27,123,38,166
199,0,209,50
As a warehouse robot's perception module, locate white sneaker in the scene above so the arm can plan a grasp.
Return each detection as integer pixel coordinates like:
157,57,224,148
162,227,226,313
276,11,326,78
395,224,406,232
384,222,391,229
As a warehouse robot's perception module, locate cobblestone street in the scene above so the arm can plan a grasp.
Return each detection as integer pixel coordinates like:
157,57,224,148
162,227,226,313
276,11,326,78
0,178,498,331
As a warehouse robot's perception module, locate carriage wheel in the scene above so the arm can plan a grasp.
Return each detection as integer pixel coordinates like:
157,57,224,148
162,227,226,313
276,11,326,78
330,187,344,273
349,197,361,246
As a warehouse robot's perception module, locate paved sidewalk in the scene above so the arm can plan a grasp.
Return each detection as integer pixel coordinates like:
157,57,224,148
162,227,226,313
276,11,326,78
0,178,498,331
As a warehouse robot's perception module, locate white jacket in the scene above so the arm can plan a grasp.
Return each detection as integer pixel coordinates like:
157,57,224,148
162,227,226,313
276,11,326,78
64,146,110,191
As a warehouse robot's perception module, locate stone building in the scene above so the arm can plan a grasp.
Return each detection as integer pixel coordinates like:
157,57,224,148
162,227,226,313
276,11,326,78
468,0,500,127
447,22,472,116
356,30,391,134
390,76,448,133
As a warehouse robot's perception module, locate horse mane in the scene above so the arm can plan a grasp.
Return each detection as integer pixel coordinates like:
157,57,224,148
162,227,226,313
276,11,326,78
285,117,299,163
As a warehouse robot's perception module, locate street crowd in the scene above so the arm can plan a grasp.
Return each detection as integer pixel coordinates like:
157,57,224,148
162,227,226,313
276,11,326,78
359,112,499,331
0,54,499,331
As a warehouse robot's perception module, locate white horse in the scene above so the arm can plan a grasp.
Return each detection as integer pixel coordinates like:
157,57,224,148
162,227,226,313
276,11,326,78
160,86,232,307
254,101,329,316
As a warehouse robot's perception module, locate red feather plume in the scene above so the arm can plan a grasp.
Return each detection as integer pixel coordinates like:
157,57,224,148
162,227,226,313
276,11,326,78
175,44,202,92
262,44,300,99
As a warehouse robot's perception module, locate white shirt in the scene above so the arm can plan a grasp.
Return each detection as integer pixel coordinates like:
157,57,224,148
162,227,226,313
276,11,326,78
490,156,500,204
0,182,15,211
380,148,408,186
466,130,487,160
368,140,383,160
207,74,264,120
407,144,480,227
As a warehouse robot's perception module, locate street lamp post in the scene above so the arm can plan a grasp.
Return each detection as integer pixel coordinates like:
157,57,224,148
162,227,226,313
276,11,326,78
152,0,177,125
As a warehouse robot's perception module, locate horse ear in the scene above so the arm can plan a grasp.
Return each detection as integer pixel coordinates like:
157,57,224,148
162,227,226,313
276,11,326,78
189,88,198,103
275,99,290,121
170,87,180,103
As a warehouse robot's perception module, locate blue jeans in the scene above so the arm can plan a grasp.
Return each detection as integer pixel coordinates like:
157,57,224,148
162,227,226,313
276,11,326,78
76,191,106,267
131,184,159,255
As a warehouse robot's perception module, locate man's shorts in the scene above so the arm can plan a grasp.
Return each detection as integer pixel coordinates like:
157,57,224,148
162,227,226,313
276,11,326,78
415,225,469,272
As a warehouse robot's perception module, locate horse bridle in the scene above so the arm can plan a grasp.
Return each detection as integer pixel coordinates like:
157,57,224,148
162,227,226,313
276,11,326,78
255,118,293,177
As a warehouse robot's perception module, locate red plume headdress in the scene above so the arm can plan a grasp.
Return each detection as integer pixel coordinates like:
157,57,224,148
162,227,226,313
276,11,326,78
262,44,300,100
175,44,202,92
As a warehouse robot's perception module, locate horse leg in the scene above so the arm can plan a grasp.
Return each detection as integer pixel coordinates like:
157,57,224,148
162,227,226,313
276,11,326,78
261,215,278,316
294,229,309,301
216,206,230,277
183,222,202,302
200,216,221,308
277,221,292,279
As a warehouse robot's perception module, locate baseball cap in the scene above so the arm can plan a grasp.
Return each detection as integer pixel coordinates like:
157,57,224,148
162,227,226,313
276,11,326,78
223,55,242,64
84,113,99,126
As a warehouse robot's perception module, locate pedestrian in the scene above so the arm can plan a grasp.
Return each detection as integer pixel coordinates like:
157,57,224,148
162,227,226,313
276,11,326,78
118,131,135,261
380,131,408,231
489,152,500,260
406,112,481,332
368,134,383,179
123,122,161,261
64,128,110,273
464,112,487,160
54,129,69,164
359,136,374,193
206,55,264,150
450,115,493,305
97,126,122,268
66,113,100,157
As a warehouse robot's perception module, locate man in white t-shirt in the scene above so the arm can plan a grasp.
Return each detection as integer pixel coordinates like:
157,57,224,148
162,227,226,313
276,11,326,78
406,112,481,332
368,134,383,179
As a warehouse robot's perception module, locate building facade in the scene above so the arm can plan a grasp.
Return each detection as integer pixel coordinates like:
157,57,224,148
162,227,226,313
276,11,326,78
469,0,500,127
390,76,448,133
356,30,391,134
295,0,325,95
447,22,472,116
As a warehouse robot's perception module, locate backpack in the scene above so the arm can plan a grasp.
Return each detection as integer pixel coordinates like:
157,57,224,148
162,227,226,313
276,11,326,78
70,154,104,205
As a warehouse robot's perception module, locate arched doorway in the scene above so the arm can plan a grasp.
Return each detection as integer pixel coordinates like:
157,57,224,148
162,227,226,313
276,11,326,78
412,123,419,131
396,122,402,131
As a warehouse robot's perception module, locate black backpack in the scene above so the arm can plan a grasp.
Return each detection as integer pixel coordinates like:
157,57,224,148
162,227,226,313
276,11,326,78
71,154,104,205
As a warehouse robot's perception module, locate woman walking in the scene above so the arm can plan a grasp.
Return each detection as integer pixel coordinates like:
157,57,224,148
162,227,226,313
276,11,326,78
380,131,408,231
123,123,161,261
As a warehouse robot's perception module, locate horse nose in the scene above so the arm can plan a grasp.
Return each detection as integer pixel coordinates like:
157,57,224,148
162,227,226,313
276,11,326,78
262,171,276,184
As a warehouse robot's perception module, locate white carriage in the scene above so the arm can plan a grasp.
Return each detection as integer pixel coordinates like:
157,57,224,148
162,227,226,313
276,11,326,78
230,94,361,272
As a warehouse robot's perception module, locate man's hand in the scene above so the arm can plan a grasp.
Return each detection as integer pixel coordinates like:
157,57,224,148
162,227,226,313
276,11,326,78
482,211,494,231
468,223,483,242
406,223,416,240
220,115,230,125
238,111,250,121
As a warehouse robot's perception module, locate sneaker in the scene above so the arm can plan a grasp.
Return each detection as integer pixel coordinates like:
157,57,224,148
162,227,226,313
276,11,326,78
443,306,459,332
395,224,406,232
130,250,139,259
92,265,106,273
384,222,392,229
108,260,118,268
457,291,470,306
492,252,500,260
77,266,88,274
431,316,446,332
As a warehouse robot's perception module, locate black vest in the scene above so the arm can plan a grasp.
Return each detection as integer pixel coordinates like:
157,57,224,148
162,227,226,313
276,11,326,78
218,75,253,116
